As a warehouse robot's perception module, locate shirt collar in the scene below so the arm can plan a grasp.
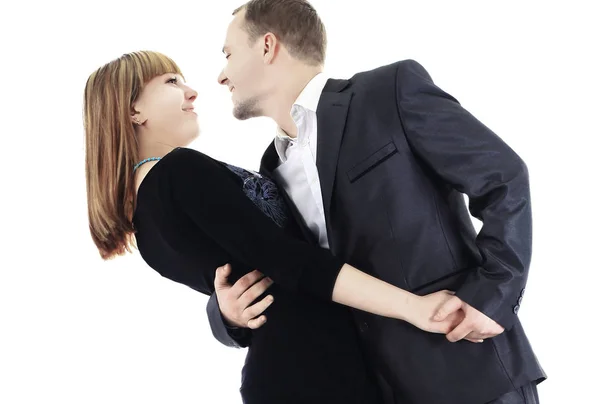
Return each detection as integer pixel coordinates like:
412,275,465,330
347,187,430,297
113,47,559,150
274,72,329,162
294,72,329,112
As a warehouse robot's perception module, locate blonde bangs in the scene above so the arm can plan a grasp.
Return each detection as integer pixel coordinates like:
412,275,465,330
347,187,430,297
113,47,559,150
125,51,183,100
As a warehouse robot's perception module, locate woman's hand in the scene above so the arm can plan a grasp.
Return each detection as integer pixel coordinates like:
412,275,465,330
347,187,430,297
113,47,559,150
407,290,484,343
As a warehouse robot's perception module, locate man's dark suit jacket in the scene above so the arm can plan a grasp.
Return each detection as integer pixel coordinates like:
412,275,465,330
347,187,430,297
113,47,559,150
206,60,546,404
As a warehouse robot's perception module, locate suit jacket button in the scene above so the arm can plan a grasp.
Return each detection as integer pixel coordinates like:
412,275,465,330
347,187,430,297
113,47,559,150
513,305,520,314
518,296,523,305
360,322,369,332
520,288,525,297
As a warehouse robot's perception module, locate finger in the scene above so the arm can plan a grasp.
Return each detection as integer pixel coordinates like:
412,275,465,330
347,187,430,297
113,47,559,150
489,322,505,336
239,277,275,308
463,314,504,339
247,315,267,329
485,329,504,338
465,338,485,343
476,328,504,339
230,270,265,299
430,318,456,334
214,264,232,290
433,296,462,321
243,295,275,321
445,309,466,330
428,309,464,334
465,331,486,340
446,319,473,343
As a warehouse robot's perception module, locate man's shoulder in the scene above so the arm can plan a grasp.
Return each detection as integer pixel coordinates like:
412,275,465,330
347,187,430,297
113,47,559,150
349,59,422,78
328,59,434,100
343,59,429,85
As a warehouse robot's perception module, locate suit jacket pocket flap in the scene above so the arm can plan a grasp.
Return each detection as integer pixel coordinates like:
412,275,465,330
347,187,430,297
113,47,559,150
347,141,397,183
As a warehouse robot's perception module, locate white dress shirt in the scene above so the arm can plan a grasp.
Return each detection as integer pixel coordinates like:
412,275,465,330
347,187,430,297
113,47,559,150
273,73,330,248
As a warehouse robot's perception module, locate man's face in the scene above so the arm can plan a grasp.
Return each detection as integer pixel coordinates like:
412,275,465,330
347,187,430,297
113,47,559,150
217,10,270,120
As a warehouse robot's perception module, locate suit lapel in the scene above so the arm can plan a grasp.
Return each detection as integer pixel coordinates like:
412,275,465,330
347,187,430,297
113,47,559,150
259,141,278,178
259,78,353,249
316,79,352,240
260,142,318,245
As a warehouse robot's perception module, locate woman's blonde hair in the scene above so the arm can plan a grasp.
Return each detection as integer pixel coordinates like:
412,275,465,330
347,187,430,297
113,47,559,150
84,51,182,260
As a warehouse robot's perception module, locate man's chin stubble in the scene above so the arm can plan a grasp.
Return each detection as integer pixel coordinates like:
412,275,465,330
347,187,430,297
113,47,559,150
233,99,261,120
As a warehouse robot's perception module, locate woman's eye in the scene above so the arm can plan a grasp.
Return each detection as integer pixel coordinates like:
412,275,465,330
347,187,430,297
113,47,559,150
167,77,178,84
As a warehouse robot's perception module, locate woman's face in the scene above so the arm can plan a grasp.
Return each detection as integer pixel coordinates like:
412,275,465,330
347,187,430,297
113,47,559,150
132,73,199,147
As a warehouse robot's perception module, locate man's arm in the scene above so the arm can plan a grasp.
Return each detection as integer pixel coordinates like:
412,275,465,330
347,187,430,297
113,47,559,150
206,292,251,348
395,60,532,332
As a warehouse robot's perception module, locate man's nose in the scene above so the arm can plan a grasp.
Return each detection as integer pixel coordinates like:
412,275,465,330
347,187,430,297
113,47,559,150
217,70,227,85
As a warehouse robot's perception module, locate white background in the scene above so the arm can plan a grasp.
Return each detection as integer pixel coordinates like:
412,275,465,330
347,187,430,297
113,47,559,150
1,0,598,402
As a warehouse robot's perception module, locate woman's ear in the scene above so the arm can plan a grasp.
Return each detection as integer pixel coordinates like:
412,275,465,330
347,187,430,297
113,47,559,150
131,108,146,126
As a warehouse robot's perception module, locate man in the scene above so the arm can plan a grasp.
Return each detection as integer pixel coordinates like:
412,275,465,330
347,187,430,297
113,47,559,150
207,1,546,402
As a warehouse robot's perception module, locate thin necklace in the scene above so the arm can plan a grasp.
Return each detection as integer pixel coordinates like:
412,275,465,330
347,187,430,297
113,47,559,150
133,156,162,172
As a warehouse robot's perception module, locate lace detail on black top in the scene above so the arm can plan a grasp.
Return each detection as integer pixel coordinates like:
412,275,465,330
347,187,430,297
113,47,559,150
225,164,289,228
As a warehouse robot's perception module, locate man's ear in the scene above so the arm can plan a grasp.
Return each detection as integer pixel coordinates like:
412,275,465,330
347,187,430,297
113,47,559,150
263,32,278,64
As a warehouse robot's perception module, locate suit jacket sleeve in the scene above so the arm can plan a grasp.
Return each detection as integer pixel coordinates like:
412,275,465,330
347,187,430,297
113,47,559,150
206,292,252,348
394,60,532,330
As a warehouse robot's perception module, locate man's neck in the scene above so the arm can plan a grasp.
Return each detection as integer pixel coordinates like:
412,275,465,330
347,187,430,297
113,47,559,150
264,66,322,139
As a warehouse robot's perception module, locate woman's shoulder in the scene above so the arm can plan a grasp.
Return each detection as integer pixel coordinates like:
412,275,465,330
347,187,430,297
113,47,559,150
161,147,236,191
166,146,212,164
161,147,224,174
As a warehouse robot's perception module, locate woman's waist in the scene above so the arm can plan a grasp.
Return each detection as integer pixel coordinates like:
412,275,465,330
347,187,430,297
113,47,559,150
241,340,377,402
241,302,368,377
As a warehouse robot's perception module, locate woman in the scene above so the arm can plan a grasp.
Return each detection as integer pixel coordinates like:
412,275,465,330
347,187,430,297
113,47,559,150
83,51,463,404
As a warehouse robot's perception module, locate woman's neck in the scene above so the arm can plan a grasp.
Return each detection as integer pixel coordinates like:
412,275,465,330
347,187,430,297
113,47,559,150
134,141,176,195
133,160,160,195
137,141,177,161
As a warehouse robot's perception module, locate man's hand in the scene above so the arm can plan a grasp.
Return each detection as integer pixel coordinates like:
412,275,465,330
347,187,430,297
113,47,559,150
433,295,505,342
214,264,274,329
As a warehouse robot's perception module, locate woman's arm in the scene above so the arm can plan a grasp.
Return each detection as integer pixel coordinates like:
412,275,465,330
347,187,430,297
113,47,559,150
333,264,462,334
168,148,461,334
